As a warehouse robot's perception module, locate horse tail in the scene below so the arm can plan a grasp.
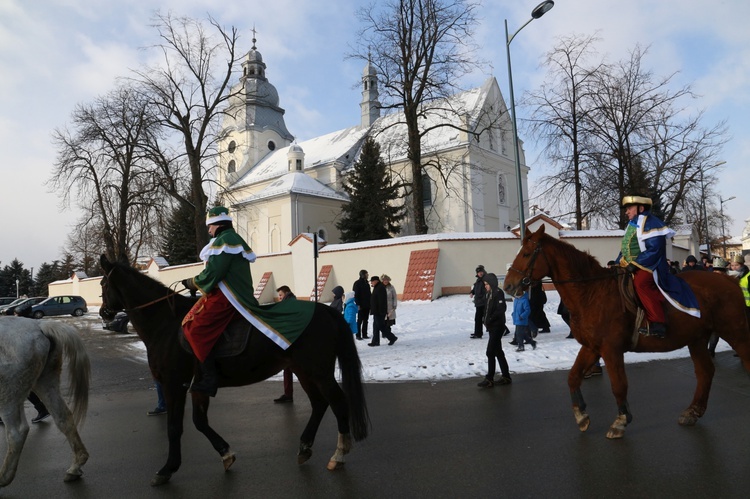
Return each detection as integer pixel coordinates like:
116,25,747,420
331,308,370,441
39,321,91,427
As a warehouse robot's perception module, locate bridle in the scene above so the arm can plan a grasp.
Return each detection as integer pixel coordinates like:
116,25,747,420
100,267,182,317
507,238,544,288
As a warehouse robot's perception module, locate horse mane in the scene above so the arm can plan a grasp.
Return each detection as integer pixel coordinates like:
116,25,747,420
109,260,195,312
540,233,608,278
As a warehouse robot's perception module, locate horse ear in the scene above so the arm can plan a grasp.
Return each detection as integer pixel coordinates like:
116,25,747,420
535,224,546,236
100,254,111,270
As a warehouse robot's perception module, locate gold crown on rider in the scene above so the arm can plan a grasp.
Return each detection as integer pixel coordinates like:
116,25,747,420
621,196,652,207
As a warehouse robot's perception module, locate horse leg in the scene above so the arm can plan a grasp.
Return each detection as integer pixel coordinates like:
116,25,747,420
678,341,715,426
314,377,352,471
152,381,187,487
34,377,89,482
190,392,235,473
295,374,330,465
0,406,29,487
601,352,632,439
568,347,598,432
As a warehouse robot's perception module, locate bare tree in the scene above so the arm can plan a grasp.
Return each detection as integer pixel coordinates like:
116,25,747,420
132,12,243,251
525,33,604,229
353,0,487,234
528,39,727,230
49,85,165,265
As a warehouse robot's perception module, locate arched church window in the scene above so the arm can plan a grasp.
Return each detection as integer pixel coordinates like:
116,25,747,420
422,175,432,206
228,160,236,173
228,141,237,154
296,159,302,171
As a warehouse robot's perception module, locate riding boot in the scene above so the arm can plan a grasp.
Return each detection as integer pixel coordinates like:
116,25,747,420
649,322,666,339
190,352,219,397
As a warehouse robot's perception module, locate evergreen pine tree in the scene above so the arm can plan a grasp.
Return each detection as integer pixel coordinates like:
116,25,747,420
336,137,405,242
160,202,199,265
32,262,58,297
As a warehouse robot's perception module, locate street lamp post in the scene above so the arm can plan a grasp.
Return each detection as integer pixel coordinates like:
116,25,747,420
506,0,554,241
698,161,724,260
720,195,735,258
699,167,710,260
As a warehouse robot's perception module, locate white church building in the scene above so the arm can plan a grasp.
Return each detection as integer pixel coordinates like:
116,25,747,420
216,39,529,253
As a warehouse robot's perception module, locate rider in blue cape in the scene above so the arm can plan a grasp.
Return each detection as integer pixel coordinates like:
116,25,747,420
615,195,701,338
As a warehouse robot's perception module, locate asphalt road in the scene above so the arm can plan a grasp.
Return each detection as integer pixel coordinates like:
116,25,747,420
3,320,750,498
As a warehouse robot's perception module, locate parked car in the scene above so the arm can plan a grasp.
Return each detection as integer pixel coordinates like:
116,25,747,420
1,297,46,316
31,295,88,319
102,311,130,333
0,297,16,306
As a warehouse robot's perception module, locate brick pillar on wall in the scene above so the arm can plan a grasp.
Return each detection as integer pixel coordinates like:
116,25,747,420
401,249,440,301
254,271,272,300
310,265,333,302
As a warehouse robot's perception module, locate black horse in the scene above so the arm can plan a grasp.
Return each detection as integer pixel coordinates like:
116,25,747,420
98,255,369,486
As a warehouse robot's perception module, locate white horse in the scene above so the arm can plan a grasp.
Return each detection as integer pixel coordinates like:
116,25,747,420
0,317,90,487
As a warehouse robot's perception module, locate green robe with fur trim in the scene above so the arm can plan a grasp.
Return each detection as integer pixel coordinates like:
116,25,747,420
191,228,313,349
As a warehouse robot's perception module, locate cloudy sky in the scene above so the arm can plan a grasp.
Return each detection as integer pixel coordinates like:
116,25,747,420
1,0,748,271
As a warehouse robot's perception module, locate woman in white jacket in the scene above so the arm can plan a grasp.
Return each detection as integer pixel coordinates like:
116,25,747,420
382,274,398,330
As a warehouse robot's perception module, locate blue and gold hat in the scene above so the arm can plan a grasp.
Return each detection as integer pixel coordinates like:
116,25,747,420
206,206,233,225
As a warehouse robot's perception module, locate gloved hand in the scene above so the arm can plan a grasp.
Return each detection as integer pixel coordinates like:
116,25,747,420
626,263,638,274
182,278,196,291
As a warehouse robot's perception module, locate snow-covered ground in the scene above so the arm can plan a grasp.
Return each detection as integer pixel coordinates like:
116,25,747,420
87,290,729,383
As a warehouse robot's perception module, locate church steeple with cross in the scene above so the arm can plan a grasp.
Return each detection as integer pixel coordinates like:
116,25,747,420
220,28,294,182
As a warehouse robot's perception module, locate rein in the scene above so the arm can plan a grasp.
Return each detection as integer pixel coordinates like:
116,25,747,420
101,267,183,315
124,291,182,312
507,238,623,286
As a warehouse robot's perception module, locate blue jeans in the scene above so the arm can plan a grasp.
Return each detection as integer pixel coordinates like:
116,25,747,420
514,325,533,347
155,381,166,411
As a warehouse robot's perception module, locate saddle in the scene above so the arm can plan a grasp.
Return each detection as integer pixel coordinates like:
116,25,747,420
178,317,252,359
617,271,663,342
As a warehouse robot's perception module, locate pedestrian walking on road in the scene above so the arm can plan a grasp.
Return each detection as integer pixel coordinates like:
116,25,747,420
477,273,511,388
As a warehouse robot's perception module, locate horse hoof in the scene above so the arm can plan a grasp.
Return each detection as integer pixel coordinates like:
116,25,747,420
606,427,625,439
578,416,590,432
298,451,312,465
678,414,698,426
64,472,82,483
150,473,172,486
298,445,313,465
327,460,345,471
222,452,236,471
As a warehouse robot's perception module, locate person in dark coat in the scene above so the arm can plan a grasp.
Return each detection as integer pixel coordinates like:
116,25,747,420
273,286,296,403
330,285,345,313
469,265,487,339
682,255,703,272
529,282,551,335
368,276,397,346
477,273,511,388
353,270,371,340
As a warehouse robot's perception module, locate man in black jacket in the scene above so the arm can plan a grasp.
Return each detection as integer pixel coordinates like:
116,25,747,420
353,269,371,340
368,275,397,346
469,265,487,338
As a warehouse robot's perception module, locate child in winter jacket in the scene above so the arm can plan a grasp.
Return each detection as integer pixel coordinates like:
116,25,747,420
512,290,536,352
343,292,358,335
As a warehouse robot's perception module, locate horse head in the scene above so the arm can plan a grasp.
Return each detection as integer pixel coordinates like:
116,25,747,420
99,254,123,321
503,225,551,297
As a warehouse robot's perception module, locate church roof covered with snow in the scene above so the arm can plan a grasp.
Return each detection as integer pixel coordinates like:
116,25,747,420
227,77,501,192
236,171,348,204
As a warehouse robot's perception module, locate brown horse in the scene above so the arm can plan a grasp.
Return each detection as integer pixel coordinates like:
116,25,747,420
98,255,369,485
503,225,750,439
